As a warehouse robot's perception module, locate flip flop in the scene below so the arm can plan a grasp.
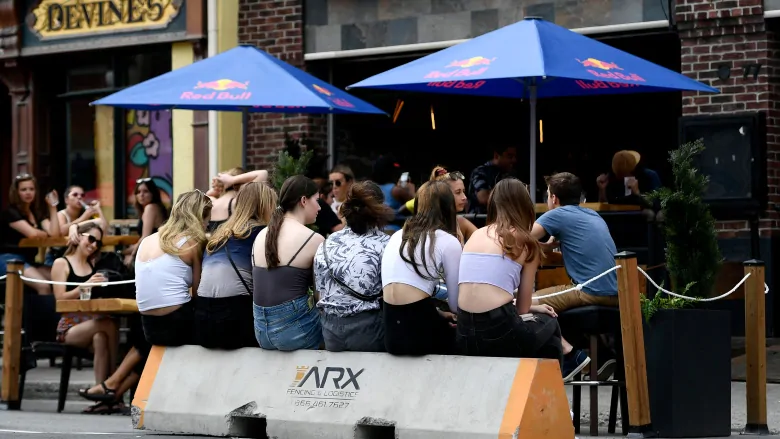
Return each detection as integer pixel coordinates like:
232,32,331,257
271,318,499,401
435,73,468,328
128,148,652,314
78,382,117,402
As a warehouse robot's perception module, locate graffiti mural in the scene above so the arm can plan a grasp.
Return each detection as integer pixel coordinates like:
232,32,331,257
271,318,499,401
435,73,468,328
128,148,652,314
125,110,173,216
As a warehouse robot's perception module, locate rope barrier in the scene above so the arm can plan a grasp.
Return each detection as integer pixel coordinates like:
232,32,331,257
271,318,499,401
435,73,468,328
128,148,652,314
17,272,136,287
637,266,768,302
535,265,621,299
0,275,6,281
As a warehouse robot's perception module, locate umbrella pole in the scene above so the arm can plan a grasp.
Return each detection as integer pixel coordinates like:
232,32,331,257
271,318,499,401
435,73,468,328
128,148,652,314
529,82,538,203
242,108,248,169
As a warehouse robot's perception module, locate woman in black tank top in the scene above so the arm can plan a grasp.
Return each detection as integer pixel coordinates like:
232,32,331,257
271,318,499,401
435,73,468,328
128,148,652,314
51,223,121,414
252,176,325,351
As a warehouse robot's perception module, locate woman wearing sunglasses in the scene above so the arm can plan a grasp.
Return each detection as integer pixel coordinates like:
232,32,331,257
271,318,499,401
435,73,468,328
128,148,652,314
0,173,61,295
47,185,107,267
51,222,120,414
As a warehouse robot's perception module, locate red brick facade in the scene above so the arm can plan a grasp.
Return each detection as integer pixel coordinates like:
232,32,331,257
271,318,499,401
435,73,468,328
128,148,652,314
677,0,780,237
238,0,326,170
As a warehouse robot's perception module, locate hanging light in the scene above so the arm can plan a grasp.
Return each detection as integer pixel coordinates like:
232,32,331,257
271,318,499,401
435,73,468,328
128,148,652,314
430,105,436,130
539,119,543,143
393,99,404,123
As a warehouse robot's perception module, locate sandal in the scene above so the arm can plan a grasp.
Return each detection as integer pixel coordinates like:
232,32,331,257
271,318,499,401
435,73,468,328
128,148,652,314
78,382,116,402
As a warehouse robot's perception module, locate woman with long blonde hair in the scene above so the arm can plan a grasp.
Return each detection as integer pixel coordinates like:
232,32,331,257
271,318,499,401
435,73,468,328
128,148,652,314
456,179,563,363
135,190,212,345
76,191,211,409
195,182,277,349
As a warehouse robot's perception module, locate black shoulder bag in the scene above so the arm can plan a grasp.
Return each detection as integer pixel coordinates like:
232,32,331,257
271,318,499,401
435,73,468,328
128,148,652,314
225,240,252,295
322,238,382,305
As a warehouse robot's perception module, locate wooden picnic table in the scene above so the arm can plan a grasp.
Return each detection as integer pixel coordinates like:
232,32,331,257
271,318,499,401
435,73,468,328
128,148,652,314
56,298,138,314
535,202,641,214
18,235,139,248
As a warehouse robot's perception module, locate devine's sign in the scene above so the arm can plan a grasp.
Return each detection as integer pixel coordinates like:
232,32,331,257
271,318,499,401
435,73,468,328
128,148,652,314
27,0,182,40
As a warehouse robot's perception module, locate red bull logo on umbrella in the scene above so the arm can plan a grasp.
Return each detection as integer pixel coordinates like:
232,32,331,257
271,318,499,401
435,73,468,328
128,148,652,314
311,84,354,108
575,58,645,86
425,56,496,80
181,79,252,100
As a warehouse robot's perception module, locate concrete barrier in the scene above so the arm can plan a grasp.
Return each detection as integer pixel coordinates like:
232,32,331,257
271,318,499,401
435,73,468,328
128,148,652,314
132,346,574,439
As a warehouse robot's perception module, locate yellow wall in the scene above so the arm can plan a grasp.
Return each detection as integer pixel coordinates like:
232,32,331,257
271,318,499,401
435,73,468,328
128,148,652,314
171,42,195,199
216,0,242,171
94,106,115,222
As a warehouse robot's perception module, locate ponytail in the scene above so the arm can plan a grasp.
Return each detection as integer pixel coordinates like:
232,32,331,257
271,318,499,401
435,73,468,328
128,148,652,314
264,207,285,269
265,175,319,269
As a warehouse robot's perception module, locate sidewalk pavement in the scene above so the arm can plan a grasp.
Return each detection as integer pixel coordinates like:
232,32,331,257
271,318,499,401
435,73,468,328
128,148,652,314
4,360,780,437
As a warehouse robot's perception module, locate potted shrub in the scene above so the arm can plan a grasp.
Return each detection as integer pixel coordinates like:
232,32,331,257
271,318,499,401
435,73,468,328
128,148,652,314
642,139,731,438
271,132,314,191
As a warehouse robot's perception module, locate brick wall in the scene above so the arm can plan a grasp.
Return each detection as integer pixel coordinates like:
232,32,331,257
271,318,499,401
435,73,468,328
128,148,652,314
238,0,327,170
676,0,780,237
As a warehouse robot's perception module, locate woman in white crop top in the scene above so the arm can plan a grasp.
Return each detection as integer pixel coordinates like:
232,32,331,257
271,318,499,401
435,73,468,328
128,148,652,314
136,190,212,347
381,181,462,355
77,190,212,410
456,179,563,367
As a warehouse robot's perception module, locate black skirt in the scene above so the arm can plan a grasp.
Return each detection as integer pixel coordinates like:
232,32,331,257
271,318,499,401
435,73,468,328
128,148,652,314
141,301,195,347
383,298,457,356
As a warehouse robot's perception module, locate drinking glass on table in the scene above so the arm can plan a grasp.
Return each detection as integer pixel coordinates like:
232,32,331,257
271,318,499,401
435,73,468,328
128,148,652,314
120,224,130,236
79,286,92,300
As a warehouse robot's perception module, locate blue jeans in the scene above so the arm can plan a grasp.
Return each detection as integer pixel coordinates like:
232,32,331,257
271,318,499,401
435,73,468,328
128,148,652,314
253,294,323,351
0,253,31,275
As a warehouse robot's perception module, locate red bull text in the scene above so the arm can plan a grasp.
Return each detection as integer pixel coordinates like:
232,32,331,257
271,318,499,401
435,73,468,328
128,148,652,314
575,80,641,90
575,58,645,87
425,56,496,80
181,79,251,101
426,80,486,90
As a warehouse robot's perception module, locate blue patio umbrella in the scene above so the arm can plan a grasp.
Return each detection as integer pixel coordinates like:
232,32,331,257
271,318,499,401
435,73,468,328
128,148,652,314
93,45,385,115
92,45,385,168
349,17,718,200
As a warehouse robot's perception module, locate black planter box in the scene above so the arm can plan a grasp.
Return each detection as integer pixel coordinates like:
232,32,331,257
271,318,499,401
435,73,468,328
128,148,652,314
644,309,731,437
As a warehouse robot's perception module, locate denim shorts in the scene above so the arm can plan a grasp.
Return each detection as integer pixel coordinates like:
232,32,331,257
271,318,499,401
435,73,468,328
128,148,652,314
253,294,323,351
0,253,32,275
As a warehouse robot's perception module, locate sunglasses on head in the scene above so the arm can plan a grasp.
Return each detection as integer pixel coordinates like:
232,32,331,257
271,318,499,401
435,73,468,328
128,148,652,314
81,233,103,248
15,173,33,181
435,168,465,181
136,178,152,184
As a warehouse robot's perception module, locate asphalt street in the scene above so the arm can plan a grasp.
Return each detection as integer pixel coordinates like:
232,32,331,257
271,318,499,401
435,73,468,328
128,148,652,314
0,400,212,439
1,392,777,438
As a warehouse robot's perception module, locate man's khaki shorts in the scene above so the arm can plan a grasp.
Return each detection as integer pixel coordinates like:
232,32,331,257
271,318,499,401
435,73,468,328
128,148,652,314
533,284,619,313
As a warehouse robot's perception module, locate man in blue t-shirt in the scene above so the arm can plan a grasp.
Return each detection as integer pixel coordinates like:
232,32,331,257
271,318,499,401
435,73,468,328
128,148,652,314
531,172,619,381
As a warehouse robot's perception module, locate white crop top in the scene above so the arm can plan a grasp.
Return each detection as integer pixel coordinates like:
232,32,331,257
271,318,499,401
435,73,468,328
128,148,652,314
135,237,193,312
381,229,462,312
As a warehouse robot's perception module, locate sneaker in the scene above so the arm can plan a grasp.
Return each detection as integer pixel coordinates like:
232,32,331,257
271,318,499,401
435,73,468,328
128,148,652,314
562,350,591,382
583,358,617,381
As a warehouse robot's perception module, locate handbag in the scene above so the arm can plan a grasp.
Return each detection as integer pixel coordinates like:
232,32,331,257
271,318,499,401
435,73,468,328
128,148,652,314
322,238,382,305
224,240,252,295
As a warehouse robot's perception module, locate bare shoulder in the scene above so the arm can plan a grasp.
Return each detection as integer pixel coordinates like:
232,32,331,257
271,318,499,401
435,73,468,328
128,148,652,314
51,257,69,278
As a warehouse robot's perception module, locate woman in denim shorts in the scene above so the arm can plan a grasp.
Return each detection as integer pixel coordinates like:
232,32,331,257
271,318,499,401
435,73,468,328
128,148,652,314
252,176,324,351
